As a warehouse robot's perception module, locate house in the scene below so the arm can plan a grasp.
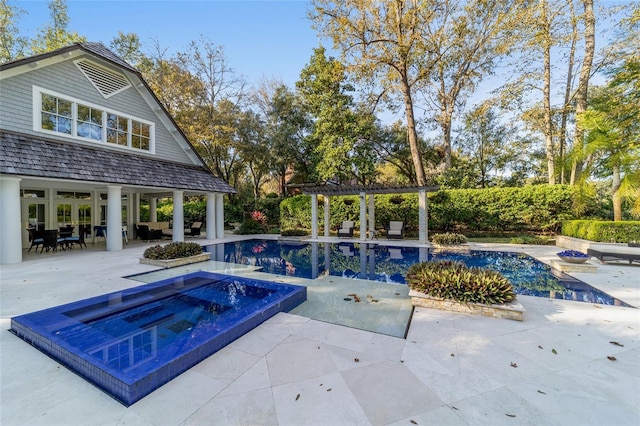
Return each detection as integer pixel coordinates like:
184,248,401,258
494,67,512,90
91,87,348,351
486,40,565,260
0,42,236,264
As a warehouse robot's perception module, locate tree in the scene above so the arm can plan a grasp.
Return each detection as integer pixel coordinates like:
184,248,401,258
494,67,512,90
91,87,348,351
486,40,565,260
109,32,145,67
421,0,523,169
30,0,85,54
296,47,377,183
256,82,315,195
310,0,441,185
237,110,270,200
457,103,512,188
0,0,28,62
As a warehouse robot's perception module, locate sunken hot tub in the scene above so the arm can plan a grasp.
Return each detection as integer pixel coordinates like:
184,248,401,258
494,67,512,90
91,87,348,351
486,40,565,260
10,271,306,406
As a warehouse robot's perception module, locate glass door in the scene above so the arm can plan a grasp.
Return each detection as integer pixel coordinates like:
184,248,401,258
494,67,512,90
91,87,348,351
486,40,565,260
56,203,73,228
78,203,92,238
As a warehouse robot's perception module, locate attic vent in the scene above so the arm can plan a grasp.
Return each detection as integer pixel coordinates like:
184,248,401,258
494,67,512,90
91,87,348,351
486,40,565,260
74,59,131,98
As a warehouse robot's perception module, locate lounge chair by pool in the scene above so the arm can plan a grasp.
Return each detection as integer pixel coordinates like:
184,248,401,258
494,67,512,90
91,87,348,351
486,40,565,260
587,245,640,265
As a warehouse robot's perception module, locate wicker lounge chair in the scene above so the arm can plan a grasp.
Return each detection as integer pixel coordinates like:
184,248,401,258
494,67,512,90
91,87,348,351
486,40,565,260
337,221,354,238
27,228,44,253
387,221,405,239
185,221,202,237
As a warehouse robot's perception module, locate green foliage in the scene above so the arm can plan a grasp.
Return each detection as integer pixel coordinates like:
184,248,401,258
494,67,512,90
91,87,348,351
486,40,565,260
508,235,555,245
236,219,264,234
280,185,588,235
562,220,640,243
143,242,203,260
406,261,515,305
431,233,468,245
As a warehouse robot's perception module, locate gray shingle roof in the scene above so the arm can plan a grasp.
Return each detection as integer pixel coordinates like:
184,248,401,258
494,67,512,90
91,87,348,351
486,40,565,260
1,130,236,194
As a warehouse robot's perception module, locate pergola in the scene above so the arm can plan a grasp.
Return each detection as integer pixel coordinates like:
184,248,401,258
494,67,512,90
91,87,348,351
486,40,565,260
294,183,440,243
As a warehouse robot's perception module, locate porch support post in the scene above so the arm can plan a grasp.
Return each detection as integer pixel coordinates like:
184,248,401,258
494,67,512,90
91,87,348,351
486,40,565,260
134,193,141,223
206,193,216,239
324,195,330,237
106,185,123,251
215,194,224,239
150,198,157,222
311,194,318,239
0,176,22,264
368,194,375,239
419,188,428,244
172,190,184,241
359,192,367,241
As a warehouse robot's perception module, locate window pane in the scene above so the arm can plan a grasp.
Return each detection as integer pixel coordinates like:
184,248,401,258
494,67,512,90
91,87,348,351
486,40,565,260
107,113,117,129
58,99,72,117
57,117,72,134
107,128,117,144
141,124,150,138
78,105,90,122
118,117,128,131
42,94,57,113
41,113,55,130
91,109,102,125
117,131,127,145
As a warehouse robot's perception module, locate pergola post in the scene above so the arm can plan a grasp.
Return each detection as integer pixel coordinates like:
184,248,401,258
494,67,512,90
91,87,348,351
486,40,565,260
311,194,318,239
359,191,367,241
368,194,375,239
324,195,330,237
419,188,428,244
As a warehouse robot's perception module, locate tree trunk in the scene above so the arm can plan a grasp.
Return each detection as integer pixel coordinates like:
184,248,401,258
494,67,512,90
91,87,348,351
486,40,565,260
543,36,555,184
612,164,622,221
559,0,578,184
570,0,595,185
400,71,427,186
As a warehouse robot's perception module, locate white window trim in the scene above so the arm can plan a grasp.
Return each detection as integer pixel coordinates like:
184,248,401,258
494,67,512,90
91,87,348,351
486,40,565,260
32,85,155,154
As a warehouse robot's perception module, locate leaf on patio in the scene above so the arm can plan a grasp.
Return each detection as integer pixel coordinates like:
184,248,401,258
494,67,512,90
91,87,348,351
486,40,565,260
551,349,558,354
610,341,624,347
537,390,546,395
295,393,300,401
506,414,516,418
607,356,617,361
510,362,518,368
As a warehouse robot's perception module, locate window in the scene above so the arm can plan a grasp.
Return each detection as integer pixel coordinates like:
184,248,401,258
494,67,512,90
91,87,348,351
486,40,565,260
107,113,128,146
41,94,72,134
131,120,150,150
77,104,103,141
34,87,154,152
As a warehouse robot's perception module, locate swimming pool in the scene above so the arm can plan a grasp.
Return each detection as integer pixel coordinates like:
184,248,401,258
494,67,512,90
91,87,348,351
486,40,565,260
10,272,306,406
205,240,629,307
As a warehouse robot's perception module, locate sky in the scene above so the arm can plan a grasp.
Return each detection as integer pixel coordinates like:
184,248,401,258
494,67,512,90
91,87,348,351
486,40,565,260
15,0,326,89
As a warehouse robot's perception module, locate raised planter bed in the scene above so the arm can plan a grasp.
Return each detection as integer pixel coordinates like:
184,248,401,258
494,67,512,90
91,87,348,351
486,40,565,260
139,253,211,268
409,290,525,321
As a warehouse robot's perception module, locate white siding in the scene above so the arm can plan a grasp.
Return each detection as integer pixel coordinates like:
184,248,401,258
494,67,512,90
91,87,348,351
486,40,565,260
0,55,193,164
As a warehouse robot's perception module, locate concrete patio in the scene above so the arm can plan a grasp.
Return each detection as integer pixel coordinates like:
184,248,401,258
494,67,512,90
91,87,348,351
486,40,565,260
1,235,639,425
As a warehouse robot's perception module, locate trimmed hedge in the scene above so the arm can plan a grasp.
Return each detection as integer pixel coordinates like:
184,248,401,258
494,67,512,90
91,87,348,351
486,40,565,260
562,220,640,243
280,185,589,234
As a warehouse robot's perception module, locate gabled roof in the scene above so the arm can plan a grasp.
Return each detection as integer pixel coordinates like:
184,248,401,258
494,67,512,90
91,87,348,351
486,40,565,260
0,42,138,73
1,42,215,172
0,130,236,194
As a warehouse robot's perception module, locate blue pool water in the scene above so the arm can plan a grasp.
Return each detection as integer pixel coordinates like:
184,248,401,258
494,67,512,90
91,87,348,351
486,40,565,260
10,272,306,406
205,240,630,307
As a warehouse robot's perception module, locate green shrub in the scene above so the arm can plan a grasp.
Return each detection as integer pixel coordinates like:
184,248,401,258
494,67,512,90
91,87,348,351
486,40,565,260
143,242,203,260
431,232,468,245
509,235,555,245
406,260,515,305
236,219,264,234
562,220,640,243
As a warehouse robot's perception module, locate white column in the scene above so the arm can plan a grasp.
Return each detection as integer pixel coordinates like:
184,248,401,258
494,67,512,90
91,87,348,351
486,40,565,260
311,194,318,239
172,190,184,241
0,177,23,264
106,185,123,251
215,194,224,239
134,193,141,224
368,194,375,239
324,195,331,237
419,189,428,244
150,197,157,222
359,192,367,241
206,193,216,239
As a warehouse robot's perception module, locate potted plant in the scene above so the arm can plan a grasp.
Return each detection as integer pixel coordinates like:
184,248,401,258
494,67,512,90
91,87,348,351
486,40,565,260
557,250,590,264
140,242,210,268
406,260,524,320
